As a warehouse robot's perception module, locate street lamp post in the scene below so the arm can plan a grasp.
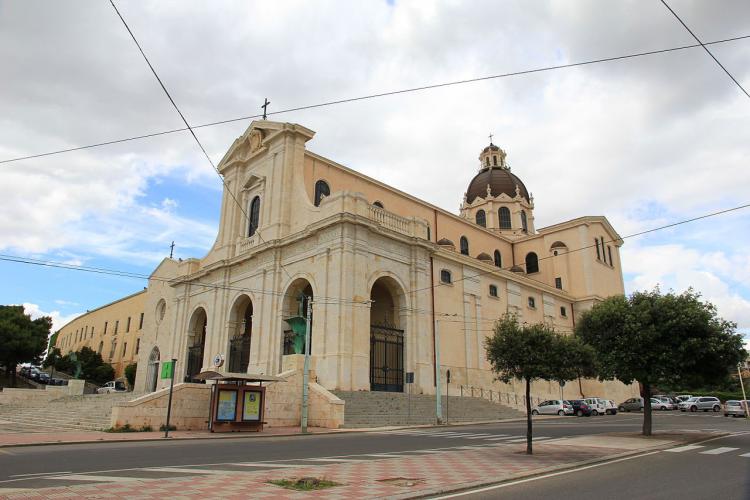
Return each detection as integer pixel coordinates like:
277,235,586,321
738,363,749,421
301,297,313,433
435,319,443,425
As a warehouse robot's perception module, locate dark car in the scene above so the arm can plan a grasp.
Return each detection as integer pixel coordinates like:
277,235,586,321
37,372,50,384
568,399,593,417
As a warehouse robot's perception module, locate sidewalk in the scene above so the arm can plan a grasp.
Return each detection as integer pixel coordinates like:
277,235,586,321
0,432,711,499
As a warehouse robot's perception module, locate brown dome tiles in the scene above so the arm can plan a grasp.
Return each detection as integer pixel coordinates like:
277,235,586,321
477,252,493,262
466,167,530,204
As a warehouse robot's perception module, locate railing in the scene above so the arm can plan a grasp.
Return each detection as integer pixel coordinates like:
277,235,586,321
368,205,411,236
458,385,546,409
236,235,258,255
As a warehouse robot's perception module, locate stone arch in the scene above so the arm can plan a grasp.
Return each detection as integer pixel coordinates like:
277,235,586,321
369,275,408,392
281,276,316,357
227,294,254,373
146,346,160,393
185,307,208,382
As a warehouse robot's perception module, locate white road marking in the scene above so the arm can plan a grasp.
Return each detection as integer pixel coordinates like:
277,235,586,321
739,453,750,458
699,447,740,455
232,463,297,468
504,436,551,443
10,471,71,478
46,474,139,483
144,467,230,474
431,451,661,499
665,445,705,453
304,458,370,463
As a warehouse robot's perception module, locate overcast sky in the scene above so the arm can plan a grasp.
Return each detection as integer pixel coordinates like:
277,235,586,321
1,0,748,347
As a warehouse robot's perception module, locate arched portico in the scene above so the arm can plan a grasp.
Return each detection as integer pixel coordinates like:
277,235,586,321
227,295,253,373
185,307,207,382
281,278,314,357
145,346,160,392
369,276,407,392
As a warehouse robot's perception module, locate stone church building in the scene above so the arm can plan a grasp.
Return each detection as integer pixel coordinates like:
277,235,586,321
126,120,634,404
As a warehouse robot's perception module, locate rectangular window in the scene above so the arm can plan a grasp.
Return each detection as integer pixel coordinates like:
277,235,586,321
91,326,95,337
595,239,601,260
139,313,144,330
135,338,140,355
114,320,119,335
528,297,536,308
555,277,562,290
126,317,131,333
601,237,607,263
608,246,613,267
122,342,127,357
109,341,116,360
104,321,108,334
440,269,452,284
560,306,567,317
489,284,498,297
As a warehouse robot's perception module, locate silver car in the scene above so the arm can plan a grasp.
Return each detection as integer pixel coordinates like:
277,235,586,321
723,400,750,417
678,396,721,412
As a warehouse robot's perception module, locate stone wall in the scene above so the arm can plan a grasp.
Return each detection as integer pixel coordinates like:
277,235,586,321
111,383,212,430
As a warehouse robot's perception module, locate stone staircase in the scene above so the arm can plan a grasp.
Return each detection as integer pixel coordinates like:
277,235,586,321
0,392,135,432
333,391,524,428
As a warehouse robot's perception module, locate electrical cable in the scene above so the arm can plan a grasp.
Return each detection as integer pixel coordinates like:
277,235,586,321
2,34,749,165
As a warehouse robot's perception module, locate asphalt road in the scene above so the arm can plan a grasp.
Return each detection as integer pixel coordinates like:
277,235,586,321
433,431,750,500
0,410,747,492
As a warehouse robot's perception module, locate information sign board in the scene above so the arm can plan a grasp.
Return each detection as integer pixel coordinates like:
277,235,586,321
216,389,238,421
160,360,174,379
242,391,261,421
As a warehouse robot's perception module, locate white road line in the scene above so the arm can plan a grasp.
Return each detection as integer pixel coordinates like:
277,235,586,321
304,458,370,463
46,474,140,483
10,472,71,478
486,435,518,441
232,463,297,468
739,453,750,458
699,447,740,455
665,445,705,453
145,467,229,475
504,437,551,443
360,453,408,458
431,451,661,499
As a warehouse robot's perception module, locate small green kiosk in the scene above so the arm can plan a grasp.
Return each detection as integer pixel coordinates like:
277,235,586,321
195,371,284,433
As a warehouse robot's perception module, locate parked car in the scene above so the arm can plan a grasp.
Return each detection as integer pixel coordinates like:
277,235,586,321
675,395,693,403
603,399,618,415
583,397,609,416
568,400,593,417
97,381,127,394
28,367,42,381
618,397,644,412
655,397,676,410
654,395,680,407
650,397,670,410
678,396,721,412
723,400,750,417
37,372,50,384
531,400,572,416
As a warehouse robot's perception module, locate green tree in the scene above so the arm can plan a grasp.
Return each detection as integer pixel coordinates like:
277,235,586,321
124,363,137,389
576,288,746,436
0,305,51,387
485,314,594,454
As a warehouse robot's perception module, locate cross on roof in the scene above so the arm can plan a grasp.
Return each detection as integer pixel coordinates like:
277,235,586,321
488,133,494,144
261,98,270,120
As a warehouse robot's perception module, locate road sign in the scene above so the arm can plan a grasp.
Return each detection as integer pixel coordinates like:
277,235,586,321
160,360,174,379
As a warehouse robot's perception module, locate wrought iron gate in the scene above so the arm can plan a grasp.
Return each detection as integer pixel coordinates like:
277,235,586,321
228,334,251,373
185,344,204,382
370,323,404,392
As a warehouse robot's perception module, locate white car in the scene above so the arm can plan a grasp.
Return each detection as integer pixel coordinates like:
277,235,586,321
531,399,572,416
602,399,618,415
97,381,127,394
583,397,609,416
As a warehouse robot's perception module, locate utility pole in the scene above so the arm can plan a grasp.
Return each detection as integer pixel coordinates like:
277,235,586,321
301,297,313,433
738,363,749,421
435,319,443,424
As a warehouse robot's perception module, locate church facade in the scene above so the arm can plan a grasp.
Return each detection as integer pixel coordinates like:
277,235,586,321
130,120,634,401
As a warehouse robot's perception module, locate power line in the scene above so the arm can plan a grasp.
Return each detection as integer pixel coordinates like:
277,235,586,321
108,1,292,282
3,200,748,318
2,34,749,165
660,0,750,99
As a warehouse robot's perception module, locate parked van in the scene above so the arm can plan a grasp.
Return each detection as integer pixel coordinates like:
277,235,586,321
582,397,609,416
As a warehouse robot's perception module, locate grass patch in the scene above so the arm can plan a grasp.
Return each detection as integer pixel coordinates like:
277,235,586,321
269,477,340,491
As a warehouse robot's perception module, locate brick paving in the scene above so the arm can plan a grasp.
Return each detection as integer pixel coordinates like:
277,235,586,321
0,442,627,499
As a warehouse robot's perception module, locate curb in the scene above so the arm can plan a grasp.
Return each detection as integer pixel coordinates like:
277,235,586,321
393,431,732,499
0,416,550,449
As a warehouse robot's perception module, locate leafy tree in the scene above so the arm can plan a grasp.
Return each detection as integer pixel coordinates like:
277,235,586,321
485,314,594,454
124,363,137,389
0,305,51,387
576,288,746,436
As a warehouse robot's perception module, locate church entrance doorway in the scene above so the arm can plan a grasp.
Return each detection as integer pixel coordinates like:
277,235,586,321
369,277,405,392
281,279,313,356
146,346,160,392
228,296,253,373
186,308,207,382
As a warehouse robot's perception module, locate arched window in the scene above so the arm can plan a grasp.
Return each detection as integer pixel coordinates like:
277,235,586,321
460,236,469,256
314,180,330,207
373,201,384,209
248,196,260,236
521,210,528,233
440,269,452,284
525,252,539,274
494,250,502,268
493,155,498,166
499,207,511,229
476,210,486,227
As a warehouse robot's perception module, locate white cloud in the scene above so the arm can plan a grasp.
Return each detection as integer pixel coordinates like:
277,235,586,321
22,302,83,334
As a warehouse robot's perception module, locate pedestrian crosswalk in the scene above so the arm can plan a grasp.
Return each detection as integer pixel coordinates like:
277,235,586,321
383,429,552,443
665,444,749,457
